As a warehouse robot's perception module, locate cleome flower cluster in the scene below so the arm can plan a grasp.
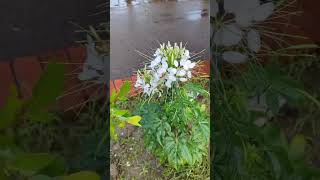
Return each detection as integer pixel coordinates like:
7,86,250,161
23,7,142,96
135,42,196,96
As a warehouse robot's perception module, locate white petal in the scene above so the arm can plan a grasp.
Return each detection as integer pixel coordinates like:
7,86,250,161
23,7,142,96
180,59,187,67
177,69,186,76
222,51,248,63
247,29,261,53
165,80,172,88
179,78,187,82
174,60,179,67
189,62,196,69
252,2,275,22
214,24,243,46
184,50,190,58
168,67,177,74
187,71,192,78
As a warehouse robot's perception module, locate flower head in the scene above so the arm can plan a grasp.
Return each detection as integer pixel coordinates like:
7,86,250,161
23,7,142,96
135,42,197,97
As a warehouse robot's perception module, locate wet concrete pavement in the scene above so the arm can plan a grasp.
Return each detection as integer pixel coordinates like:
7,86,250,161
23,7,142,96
0,0,105,60
111,0,209,79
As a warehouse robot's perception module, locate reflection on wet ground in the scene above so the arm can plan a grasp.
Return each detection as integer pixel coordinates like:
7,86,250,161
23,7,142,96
111,0,209,79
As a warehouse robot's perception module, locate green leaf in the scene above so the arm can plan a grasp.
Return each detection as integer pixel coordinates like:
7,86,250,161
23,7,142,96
288,135,306,162
118,81,131,100
0,86,23,130
113,109,128,116
28,62,64,113
126,116,142,127
180,144,193,165
7,153,56,176
61,171,100,180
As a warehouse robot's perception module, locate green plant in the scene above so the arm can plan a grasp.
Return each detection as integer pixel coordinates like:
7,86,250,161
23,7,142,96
110,81,142,140
0,62,100,179
136,81,209,171
211,58,320,179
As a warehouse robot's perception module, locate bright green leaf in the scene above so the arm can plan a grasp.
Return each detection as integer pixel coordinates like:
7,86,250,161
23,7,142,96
118,81,131,100
126,116,142,127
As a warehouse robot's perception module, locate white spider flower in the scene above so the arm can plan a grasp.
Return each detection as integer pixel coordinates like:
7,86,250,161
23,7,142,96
134,41,198,96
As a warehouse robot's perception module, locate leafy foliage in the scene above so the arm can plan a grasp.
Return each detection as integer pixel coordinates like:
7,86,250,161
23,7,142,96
110,81,142,140
212,58,320,179
136,81,209,170
0,62,100,179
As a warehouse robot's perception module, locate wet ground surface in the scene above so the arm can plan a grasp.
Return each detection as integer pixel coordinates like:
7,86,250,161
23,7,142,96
0,0,105,60
111,0,209,79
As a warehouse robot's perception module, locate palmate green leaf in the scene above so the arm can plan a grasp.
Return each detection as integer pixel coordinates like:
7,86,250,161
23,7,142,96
61,171,100,180
180,144,193,165
27,62,64,115
0,86,23,130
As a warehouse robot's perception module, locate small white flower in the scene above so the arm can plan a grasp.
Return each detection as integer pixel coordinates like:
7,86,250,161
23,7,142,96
179,78,187,82
177,69,186,76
